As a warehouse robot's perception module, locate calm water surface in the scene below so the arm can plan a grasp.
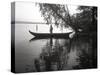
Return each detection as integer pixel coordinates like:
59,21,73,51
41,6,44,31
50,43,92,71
15,24,97,73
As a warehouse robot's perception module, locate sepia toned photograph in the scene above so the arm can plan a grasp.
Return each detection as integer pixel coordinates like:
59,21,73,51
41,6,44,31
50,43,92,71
11,2,97,73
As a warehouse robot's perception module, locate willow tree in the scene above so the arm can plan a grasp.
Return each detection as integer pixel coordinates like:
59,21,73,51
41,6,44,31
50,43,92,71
38,3,97,34
38,3,76,32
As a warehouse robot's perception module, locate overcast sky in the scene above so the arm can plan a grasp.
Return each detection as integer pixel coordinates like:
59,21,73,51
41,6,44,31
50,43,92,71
15,2,79,22
15,2,79,33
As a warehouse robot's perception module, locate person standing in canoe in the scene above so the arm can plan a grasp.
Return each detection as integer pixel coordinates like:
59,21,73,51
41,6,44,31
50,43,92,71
36,25,38,32
50,25,53,34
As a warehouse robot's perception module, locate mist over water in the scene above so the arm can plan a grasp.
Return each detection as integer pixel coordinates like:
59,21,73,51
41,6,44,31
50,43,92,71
15,24,97,73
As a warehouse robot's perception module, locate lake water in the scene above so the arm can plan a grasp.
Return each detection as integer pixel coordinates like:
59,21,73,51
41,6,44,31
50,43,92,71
15,24,97,73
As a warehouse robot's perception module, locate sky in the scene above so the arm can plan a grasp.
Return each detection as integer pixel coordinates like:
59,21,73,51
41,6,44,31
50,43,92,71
15,2,79,33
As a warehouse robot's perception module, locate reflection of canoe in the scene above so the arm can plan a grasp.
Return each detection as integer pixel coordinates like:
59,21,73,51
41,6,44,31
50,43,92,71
29,30,72,38
29,36,70,42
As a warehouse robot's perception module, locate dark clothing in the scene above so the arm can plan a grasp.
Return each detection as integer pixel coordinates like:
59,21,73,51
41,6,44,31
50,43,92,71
36,25,38,32
50,25,53,34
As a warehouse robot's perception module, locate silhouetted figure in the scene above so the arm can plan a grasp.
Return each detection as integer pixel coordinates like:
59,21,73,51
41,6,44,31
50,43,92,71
50,25,53,34
36,25,38,32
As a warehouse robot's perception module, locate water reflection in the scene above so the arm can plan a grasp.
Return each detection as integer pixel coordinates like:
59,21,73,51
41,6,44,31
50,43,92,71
28,36,97,72
15,24,97,73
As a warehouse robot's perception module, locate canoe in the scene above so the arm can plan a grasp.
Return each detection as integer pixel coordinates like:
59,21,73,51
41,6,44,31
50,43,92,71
29,30,72,38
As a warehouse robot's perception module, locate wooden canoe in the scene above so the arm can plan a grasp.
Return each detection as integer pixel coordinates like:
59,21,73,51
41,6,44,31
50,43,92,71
29,30,72,38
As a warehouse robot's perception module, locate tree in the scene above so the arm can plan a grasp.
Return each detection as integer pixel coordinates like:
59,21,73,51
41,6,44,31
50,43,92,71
72,6,97,33
38,3,75,31
38,3,97,34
